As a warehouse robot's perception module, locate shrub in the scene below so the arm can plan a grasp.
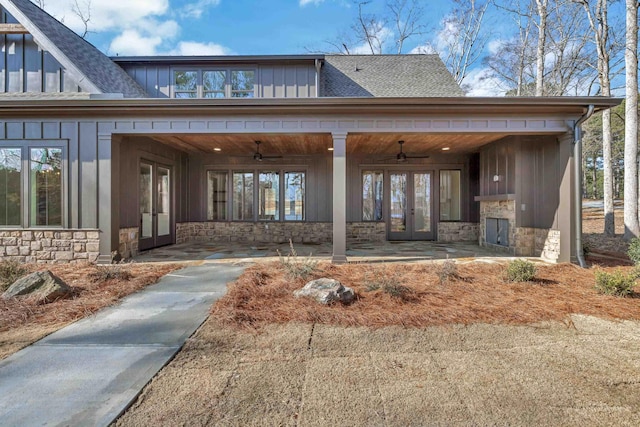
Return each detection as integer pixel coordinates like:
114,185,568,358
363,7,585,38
582,242,591,257
0,259,28,291
627,238,640,265
437,259,458,285
506,259,536,282
594,269,636,297
278,240,318,281
382,283,414,300
89,263,133,283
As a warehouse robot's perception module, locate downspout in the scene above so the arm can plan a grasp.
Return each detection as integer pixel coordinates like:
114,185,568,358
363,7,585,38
573,104,595,268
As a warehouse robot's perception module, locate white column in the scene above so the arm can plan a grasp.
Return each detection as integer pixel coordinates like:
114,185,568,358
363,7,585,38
332,131,348,264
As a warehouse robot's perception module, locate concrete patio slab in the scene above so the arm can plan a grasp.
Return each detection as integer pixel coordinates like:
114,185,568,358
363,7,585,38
0,263,245,427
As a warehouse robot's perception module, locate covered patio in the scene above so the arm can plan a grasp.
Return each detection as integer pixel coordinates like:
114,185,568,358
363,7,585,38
132,240,520,264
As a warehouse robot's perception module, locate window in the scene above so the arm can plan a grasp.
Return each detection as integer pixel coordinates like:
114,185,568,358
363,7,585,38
207,171,227,220
203,71,226,98
210,170,305,222
174,71,198,98
285,172,305,221
440,170,461,221
231,70,255,98
0,148,21,226
362,171,383,221
258,172,279,220
233,172,253,221
30,148,62,226
173,69,255,98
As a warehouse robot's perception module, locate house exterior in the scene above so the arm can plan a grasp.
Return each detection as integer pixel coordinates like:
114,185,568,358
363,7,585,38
0,0,620,264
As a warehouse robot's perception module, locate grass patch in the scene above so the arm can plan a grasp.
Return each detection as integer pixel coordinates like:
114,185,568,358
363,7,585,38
277,240,318,281
212,262,640,329
88,263,133,283
0,259,29,292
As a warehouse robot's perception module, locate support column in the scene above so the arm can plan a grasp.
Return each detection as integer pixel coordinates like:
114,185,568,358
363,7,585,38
97,133,119,263
332,131,348,264
557,132,575,263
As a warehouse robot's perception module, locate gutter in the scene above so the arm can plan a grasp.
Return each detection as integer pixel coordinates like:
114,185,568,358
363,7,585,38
573,104,595,268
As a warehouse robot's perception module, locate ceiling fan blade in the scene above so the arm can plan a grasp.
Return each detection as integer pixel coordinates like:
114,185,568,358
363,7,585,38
407,155,431,159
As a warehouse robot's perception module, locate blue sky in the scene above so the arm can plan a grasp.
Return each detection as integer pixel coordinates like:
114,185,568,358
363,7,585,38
39,0,453,56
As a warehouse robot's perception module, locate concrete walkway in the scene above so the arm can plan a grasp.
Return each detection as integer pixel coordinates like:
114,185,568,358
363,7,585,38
0,263,245,427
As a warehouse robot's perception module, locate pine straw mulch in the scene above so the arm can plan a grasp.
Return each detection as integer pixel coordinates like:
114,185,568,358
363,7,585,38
211,261,640,329
0,263,180,333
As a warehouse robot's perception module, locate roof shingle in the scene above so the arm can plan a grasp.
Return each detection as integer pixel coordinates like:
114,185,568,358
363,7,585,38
321,55,464,97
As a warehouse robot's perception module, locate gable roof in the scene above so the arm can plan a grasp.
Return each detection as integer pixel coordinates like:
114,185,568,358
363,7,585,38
321,54,464,97
0,0,147,98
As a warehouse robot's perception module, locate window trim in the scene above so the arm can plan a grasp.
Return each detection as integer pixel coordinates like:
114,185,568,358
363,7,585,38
171,67,257,98
0,140,68,229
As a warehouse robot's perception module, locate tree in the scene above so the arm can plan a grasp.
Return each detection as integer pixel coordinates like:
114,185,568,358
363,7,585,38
576,0,617,235
623,0,639,240
534,0,549,95
419,0,492,85
388,0,425,54
71,0,92,39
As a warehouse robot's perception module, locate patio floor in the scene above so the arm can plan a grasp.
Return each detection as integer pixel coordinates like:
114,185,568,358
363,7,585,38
133,241,521,264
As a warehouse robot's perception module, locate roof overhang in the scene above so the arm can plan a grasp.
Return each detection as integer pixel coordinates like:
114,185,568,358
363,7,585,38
0,96,621,118
111,54,325,66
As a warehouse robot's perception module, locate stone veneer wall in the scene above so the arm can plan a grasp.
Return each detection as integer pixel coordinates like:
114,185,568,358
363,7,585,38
176,222,387,244
0,229,100,264
514,227,560,262
479,200,517,254
119,227,139,259
437,222,480,242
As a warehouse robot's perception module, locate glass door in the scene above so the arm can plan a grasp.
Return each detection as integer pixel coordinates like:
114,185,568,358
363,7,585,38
388,171,434,240
139,161,173,251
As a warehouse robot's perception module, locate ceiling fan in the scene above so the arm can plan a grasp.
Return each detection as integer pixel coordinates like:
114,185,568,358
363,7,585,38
384,140,430,163
252,141,283,162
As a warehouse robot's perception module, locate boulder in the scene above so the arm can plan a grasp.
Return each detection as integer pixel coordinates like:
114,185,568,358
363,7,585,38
2,270,72,303
294,278,355,305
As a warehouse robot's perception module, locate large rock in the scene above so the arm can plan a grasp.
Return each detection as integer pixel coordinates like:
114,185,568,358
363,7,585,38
294,278,355,305
2,270,72,303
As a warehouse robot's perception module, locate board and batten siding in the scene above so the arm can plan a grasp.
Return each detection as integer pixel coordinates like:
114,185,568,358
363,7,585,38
0,7,81,93
120,63,318,98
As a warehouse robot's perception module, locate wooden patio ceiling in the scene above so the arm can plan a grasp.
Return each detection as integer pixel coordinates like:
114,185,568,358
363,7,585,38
144,132,511,155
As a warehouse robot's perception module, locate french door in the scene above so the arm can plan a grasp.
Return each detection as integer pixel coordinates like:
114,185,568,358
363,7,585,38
388,171,434,240
139,161,173,251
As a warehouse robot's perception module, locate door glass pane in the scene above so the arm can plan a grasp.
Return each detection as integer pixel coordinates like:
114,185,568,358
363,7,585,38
362,171,383,221
259,172,279,220
440,170,461,221
285,172,305,221
390,173,407,232
207,171,227,220
157,167,170,237
30,148,62,226
140,163,153,238
0,148,21,226
233,172,253,220
414,173,431,233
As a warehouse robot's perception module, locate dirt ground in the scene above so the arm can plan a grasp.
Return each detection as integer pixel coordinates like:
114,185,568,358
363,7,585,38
0,262,179,360
116,315,640,426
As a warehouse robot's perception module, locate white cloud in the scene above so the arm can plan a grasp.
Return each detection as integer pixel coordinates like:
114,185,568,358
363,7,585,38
300,0,325,6
180,0,221,19
409,44,436,55
165,41,231,56
462,67,507,97
39,0,170,33
109,30,163,56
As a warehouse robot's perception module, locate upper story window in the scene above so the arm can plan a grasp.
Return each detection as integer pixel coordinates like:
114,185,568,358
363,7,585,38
173,69,256,98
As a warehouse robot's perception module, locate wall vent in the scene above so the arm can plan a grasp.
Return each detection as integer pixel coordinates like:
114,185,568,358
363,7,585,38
486,218,509,246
